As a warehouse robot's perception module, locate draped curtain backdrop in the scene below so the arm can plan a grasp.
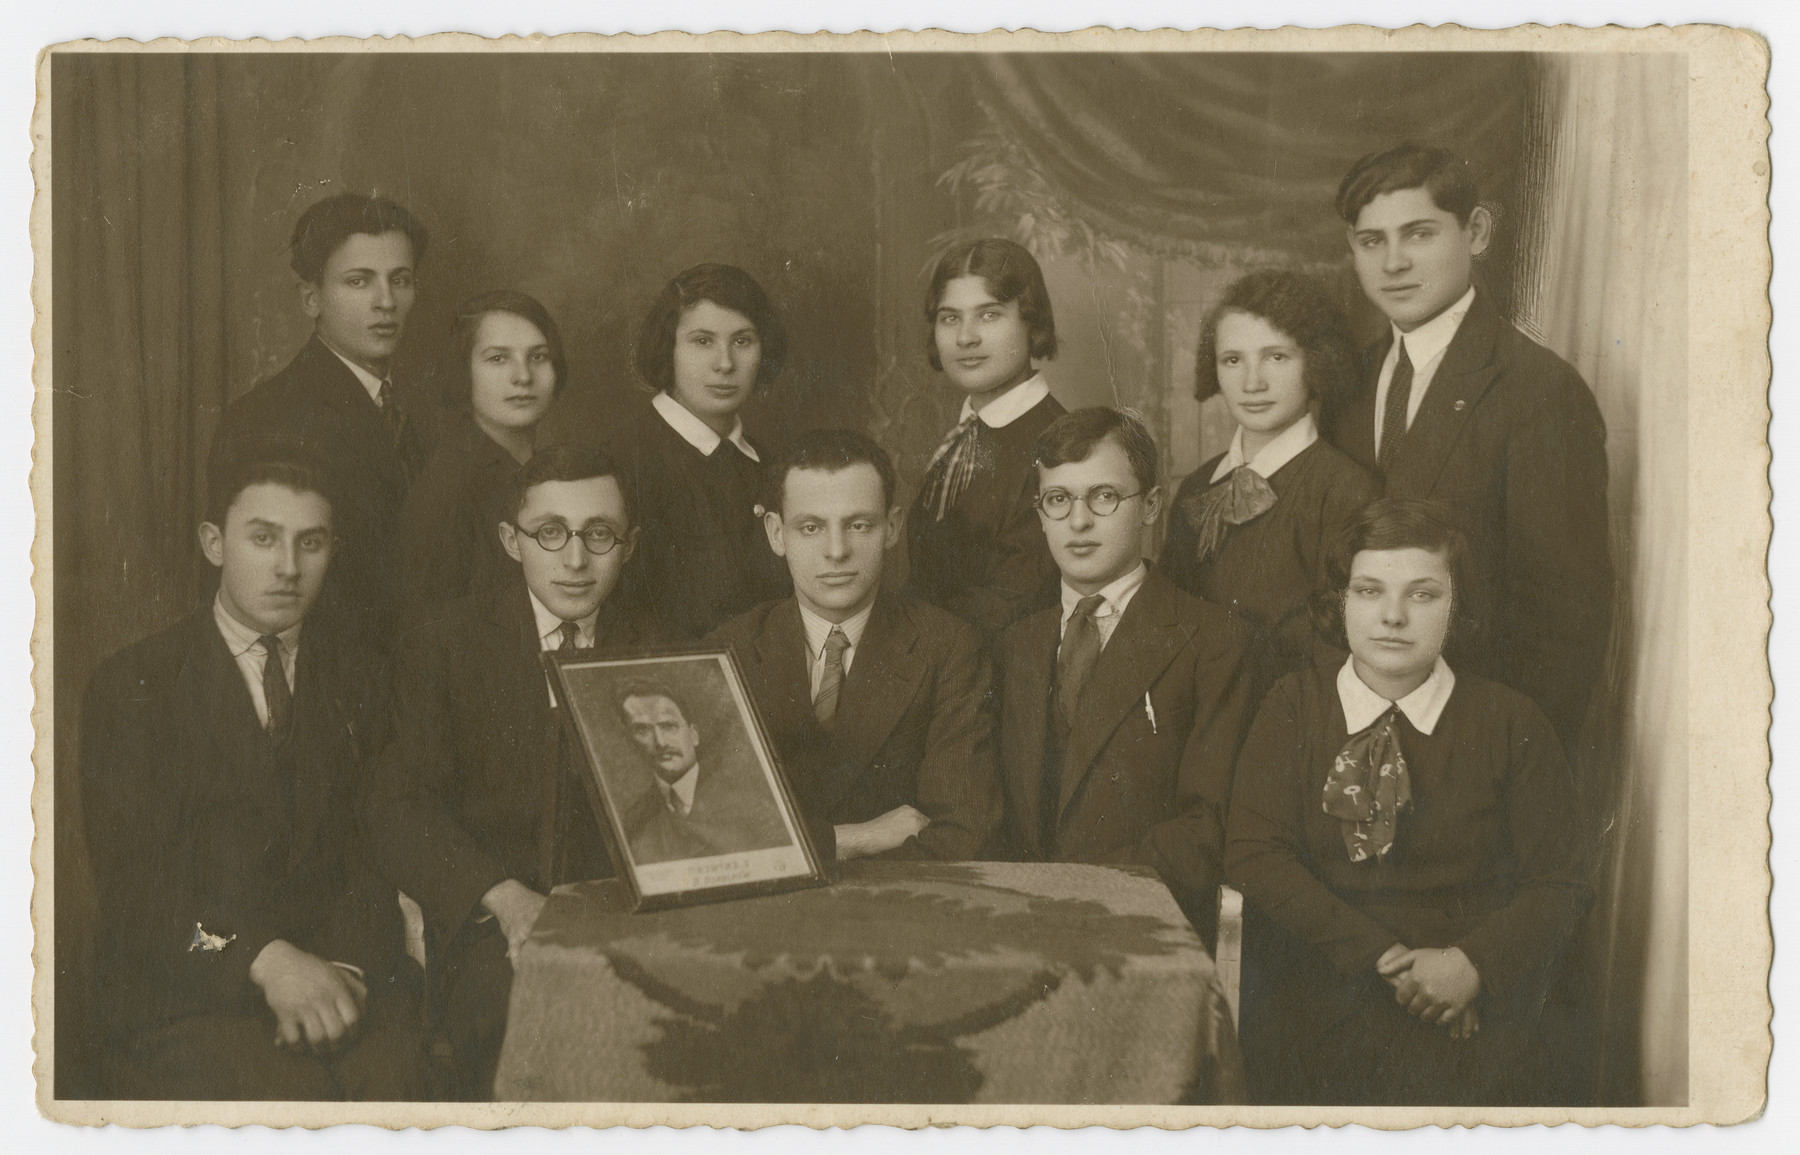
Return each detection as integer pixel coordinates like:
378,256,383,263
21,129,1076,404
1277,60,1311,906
963,53,1540,309
1525,52,1690,1108
48,51,1681,1105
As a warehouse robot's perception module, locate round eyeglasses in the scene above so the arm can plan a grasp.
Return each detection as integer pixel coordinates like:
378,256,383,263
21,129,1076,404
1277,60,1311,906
514,522,623,555
1033,486,1142,520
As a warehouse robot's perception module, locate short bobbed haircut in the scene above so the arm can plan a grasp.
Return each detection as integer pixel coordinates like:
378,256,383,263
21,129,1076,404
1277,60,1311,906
451,289,569,407
924,238,1058,370
288,193,430,284
765,428,898,515
507,443,635,529
1335,143,1481,227
614,676,693,727
632,263,788,394
1311,496,1477,651
205,443,335,529
1193,270,1358,410
1032,407,1159,496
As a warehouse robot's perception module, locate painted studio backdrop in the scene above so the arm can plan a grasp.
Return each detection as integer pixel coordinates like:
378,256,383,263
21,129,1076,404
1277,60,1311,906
48,50,1686,1104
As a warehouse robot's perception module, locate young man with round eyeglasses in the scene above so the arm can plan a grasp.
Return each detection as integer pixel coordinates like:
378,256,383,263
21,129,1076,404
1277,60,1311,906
367,444,659,1100
993,407,1270,945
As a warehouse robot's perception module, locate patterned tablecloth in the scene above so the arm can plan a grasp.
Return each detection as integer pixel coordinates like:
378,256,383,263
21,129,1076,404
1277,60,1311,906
492,860,1244,1104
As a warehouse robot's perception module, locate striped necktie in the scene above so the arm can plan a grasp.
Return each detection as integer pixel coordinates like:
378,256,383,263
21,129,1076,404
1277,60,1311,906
813,626,851,726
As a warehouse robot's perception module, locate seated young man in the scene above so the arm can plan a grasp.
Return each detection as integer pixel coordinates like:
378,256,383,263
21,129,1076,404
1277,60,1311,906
367,444,658,1099
707,428,1001,861
79,451,420,1100
994,408,1267,940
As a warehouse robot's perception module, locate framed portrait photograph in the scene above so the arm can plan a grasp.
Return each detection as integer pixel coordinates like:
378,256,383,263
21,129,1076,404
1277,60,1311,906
544,647,831,910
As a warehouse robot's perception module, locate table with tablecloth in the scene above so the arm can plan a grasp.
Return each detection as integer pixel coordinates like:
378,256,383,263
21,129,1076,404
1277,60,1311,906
492,860,1244,1104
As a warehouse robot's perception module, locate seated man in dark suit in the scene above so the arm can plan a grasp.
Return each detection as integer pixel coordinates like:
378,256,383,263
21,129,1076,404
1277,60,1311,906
79,452,420,1100
367,444,657,1099
995,408,1266,941
708,429,1000,861
210,192,432,652
614,678,789,865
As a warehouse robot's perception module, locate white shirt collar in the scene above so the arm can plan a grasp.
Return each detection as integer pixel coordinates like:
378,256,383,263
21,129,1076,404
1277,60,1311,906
212,592,302,658
652,390,761,462
319,336,389,406
1336,655,1457,736
798,599,875,660
1060,561,1148,625
658,764,701,815
1389,285,1476,370
1210,411,1319,483
527,589,599,651
960,372,1051,430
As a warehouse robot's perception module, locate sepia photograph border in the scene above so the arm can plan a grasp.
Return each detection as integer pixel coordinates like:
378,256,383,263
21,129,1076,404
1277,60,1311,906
25,19,1771,1132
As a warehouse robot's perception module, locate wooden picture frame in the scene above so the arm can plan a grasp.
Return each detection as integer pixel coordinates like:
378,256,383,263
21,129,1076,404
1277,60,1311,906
543,645,831,911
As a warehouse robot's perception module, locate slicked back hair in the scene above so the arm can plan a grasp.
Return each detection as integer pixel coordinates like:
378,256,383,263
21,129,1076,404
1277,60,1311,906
1193,269,1358,408
1334,143,1481,227
1311,496,1477,650
507,443,635,529
1032,407,1158,496
764,428,898,515
451,289,569,408
205,445,335,529
288,193,430,284
632,263,788,394
924,238,1058,370
614,677,693,728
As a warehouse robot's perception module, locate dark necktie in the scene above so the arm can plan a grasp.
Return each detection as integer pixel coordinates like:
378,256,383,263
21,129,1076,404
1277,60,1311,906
1041,594,1107,852
813,626,851,726
259,634,293,744
377,379,407,450
1377,339,1414,474
541,621,584,888
919,414,982,522
1053,595,1107,740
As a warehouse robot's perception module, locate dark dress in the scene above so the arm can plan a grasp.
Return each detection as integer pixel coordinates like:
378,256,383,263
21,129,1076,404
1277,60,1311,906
1224,666,1592,1106
1162,438,1379,676
905,393,1066,638
397,415,523,627
606,401,791,641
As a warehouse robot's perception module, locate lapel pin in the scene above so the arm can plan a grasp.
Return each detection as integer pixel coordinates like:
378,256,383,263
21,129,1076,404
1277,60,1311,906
1143,692,1158,734
188,922,236,953
1454,400,1467,411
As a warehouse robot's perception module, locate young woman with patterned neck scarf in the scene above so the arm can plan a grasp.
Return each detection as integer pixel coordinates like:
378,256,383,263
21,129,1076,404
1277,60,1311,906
1224,498,1592,1106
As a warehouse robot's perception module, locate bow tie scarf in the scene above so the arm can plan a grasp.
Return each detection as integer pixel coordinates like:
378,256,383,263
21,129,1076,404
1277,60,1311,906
1178,466,1278,565
918,415,990,522
1322,706,1414,863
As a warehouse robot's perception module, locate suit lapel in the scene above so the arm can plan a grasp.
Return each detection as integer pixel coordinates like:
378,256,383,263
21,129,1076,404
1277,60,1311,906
190,613,293,866
827,596,926,785
489,584,555,767
749,599,822,754
1004,606,1060,853
1334,341,1386,473
1057,570,1190,820
285,631,346,869
1386,292,1505,497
